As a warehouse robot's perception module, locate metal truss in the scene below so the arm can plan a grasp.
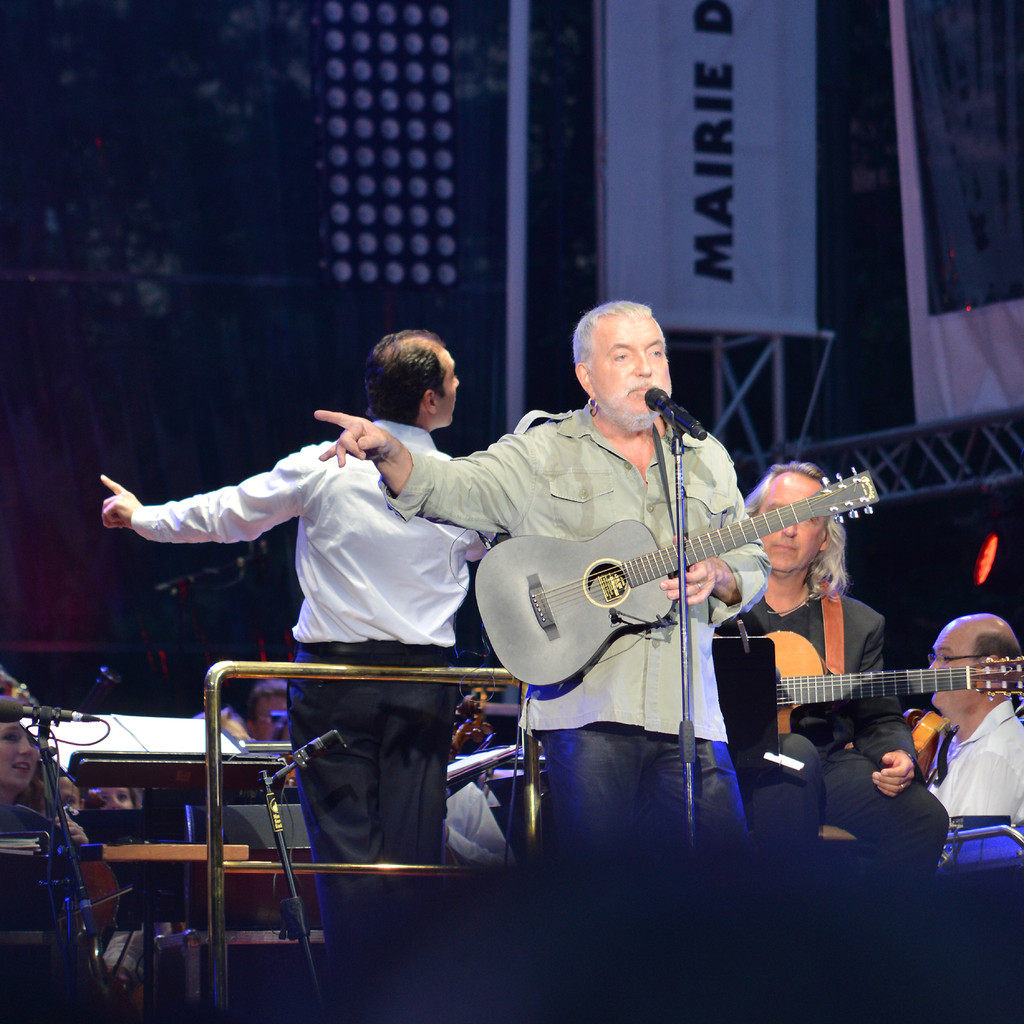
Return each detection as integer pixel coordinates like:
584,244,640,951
668,330,836,472
668,332,1024,506
792,406,1024,506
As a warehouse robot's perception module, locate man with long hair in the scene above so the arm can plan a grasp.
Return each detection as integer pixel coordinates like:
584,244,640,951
730,461,948,878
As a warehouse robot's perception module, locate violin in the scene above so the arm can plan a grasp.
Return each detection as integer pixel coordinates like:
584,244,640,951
450,693,495,760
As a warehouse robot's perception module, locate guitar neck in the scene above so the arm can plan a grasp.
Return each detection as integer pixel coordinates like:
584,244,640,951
622,498,824,587
779,666,976,706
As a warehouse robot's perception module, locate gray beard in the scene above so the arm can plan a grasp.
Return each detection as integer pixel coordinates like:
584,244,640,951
606,407,659,434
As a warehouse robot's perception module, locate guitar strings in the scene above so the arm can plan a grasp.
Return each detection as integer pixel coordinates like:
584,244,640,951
527,480,872,616
532,520,762,614
532,513,818,613
776,662,1024,704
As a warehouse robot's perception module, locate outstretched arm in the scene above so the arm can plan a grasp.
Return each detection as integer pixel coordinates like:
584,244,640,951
100,475,142,529
314,410,415,495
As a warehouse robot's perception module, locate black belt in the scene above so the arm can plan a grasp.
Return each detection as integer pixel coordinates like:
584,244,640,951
296,640,447,660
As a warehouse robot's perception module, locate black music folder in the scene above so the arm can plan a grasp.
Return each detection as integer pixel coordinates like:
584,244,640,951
713,635,780,770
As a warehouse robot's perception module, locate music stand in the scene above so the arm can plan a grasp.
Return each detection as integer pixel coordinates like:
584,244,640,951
54,713,245,767
713,635,780,770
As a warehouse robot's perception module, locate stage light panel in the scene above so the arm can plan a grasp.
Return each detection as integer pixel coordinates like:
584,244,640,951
313,1,457,288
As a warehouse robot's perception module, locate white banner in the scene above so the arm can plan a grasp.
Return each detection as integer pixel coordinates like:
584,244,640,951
890,0,1024,422
598,0,817,335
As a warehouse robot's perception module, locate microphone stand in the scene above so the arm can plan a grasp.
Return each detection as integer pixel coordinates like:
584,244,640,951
36,717,98,1003
259,763,322,1009
667,425,697,854
257,728,345,1012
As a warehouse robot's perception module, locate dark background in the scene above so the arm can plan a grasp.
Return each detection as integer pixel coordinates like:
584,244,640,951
0,1,1019,717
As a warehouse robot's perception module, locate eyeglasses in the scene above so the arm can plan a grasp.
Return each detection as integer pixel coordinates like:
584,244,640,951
927,651,986,666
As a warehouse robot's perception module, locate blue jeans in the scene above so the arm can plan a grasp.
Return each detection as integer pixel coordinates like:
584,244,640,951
537,724,749,864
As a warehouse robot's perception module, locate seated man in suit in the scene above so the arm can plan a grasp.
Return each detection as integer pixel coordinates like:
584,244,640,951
722,461,948,879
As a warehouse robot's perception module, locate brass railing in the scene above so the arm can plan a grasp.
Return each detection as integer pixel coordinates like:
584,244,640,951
203,660,531,1011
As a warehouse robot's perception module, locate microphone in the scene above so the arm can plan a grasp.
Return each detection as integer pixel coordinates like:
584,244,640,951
644,388,708,440
292,728,346,768
0,698,102,725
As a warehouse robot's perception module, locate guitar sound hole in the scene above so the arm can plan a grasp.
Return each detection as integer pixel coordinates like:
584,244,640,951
584,560,628,608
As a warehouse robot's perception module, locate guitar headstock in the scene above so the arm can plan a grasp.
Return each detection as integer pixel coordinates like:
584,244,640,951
970,657,1024,692
807,471,879,522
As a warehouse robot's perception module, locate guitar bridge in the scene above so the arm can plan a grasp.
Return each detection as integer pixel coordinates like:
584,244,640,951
527,574,560,640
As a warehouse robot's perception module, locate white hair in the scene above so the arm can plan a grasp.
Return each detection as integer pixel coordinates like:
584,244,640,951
571,300,658,366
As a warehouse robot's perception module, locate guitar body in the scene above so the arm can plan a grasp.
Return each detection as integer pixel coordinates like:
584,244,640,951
766,630,826,735
474,472,880,686
767,631,828,676
475,521,674,685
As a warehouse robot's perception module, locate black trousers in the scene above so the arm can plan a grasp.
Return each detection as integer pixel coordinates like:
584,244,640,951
289,641,458,994
744,733,949,881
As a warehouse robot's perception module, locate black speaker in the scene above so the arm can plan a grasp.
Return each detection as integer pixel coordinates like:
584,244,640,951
185,802,310,849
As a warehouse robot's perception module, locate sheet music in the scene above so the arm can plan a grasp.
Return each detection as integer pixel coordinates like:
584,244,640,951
447,743,521,783
51,714,243,771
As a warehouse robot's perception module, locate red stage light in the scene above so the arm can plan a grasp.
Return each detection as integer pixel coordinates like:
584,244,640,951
973,531,999,586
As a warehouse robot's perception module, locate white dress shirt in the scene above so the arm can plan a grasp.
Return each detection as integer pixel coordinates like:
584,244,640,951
929,701,1024,823
132,421,486,646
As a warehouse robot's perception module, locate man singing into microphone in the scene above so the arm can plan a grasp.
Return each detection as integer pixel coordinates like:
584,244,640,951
100,331,486,992
317,301,770,863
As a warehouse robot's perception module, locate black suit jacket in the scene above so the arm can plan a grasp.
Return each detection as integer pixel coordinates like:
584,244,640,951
729,595,917,765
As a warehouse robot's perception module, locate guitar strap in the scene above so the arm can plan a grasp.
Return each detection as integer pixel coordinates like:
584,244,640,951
934,725,958,785
652,424,674,516
821,594,845,674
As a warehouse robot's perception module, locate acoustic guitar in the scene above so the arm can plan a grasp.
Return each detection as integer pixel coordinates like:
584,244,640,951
475,472,878,685
767,631,1024,740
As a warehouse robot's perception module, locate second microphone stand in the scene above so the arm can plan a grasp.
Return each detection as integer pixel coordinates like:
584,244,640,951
36,718,99,1003
257,727,345,1010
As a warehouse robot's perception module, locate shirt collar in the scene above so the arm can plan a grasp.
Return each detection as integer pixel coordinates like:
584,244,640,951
375,419,439,455
958,699,1017,747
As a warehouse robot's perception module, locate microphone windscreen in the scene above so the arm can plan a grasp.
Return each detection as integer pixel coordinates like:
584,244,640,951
644,387,669,411
0,698,29,723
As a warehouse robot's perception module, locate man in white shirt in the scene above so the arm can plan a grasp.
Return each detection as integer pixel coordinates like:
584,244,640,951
928,613,1024,823
100,330,486,988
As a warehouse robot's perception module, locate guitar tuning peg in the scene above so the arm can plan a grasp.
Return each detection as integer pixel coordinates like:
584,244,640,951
849,510,859,519
864,507,874,515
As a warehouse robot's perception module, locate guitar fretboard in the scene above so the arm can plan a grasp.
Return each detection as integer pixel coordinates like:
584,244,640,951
621,491,857,588
778,665,1020,705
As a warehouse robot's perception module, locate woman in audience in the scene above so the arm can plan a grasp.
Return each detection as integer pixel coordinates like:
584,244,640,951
0,720,87,842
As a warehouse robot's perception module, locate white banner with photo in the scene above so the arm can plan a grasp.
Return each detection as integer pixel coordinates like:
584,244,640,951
890,0,1024,423
598,0,817,335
